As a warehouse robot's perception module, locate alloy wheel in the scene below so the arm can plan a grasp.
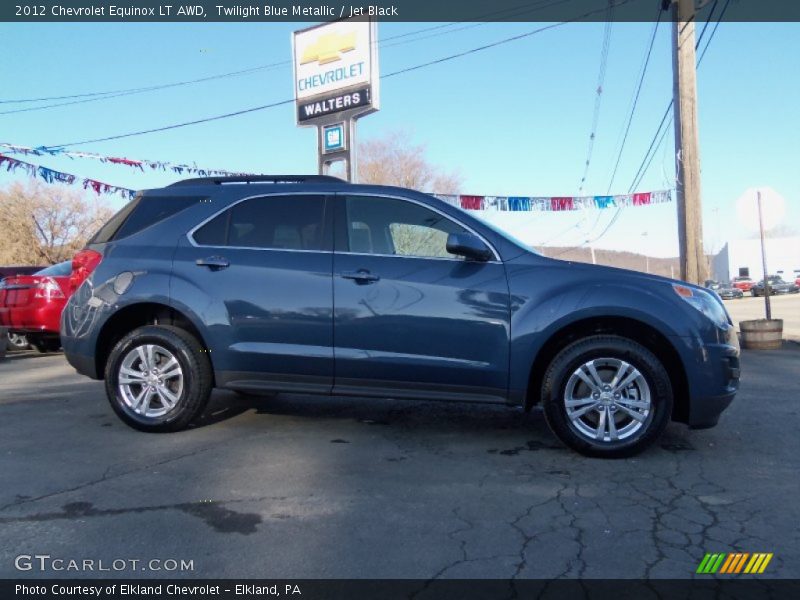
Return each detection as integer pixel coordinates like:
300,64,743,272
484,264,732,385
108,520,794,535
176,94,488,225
118,344,184,418
7,333,29,349
564,358,652,443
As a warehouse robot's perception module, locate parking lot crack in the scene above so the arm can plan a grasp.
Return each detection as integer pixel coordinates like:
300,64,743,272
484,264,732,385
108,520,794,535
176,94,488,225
0,438,261,513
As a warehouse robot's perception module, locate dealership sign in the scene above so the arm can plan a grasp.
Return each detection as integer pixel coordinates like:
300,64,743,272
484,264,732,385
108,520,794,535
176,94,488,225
297,86,372,122
292,19,379,126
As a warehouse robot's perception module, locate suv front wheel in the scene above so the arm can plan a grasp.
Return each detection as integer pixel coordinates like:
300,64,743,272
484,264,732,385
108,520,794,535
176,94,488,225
105,325,212,432
541,335,673,458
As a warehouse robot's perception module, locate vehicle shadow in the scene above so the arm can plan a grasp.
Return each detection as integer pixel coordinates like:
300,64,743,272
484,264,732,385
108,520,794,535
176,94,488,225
190,393,254,428
196,389,558,445
0,350,63,361
193,389,698,456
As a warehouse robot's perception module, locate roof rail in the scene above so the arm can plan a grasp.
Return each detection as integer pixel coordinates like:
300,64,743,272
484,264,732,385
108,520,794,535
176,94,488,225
169,175,345,187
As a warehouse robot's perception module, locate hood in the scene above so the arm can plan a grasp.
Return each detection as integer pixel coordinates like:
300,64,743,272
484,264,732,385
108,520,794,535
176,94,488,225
510,251,695,289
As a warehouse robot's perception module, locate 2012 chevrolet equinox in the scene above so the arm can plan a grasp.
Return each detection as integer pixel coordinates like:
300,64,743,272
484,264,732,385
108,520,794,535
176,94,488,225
61,176,740,457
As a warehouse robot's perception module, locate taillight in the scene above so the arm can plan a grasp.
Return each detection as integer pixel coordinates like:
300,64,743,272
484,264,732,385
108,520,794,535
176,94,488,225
34,277,66,300
70,249,103,291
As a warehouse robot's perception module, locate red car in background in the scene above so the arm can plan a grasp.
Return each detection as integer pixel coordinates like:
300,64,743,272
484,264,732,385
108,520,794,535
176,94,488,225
731,276,755,292
0,261,73,352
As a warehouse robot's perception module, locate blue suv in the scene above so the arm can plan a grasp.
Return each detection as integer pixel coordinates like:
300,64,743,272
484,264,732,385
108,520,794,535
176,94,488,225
61,176,739,457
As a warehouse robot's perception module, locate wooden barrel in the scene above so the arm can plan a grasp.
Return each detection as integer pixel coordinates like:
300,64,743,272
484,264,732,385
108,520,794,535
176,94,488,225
739,319,783,350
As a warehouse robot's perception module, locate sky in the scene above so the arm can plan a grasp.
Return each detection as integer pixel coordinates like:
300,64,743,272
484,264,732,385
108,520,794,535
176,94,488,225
1,15,798,258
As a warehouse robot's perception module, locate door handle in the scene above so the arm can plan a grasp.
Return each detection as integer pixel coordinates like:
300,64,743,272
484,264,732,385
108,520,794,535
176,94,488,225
196,256,230,270
341,269,380,283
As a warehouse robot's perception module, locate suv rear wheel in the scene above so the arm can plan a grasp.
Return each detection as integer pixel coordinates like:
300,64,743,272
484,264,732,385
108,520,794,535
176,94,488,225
104,325,212,432
541,335,673,458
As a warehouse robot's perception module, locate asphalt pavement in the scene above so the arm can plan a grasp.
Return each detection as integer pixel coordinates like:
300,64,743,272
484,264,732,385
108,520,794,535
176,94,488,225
1,344,798,580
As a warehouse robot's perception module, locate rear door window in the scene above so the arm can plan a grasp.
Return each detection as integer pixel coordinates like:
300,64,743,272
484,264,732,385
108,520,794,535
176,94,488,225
192,195,326,251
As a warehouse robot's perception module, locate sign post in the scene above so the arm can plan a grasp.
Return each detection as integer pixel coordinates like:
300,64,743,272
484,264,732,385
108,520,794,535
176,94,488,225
293,18,380,182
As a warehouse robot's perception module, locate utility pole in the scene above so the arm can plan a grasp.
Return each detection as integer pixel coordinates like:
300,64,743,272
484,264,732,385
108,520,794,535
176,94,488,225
671,0,706,284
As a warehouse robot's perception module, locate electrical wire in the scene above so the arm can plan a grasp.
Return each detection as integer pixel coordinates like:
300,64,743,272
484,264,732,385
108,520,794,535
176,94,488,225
627,0,728,193
0,0,576,113
577,2,614,193
605,1,663,195
47,0,632,149
548,0,660,249
556,0,729,256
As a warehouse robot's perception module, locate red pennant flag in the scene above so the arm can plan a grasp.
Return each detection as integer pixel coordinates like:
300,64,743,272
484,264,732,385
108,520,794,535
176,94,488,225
551,197,574,211
459,195,484,210
633,192,652,206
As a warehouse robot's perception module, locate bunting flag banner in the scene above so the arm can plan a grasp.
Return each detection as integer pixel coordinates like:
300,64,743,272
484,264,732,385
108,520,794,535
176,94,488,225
0,143,248,178
435,190,671,212
1,146,673,209
0,153,135,199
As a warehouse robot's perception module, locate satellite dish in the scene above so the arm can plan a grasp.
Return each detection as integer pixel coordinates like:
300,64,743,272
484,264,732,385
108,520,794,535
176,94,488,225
735,187,785,232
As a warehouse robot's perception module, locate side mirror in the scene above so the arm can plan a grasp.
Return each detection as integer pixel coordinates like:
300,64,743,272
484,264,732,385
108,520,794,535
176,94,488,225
446,232,493,262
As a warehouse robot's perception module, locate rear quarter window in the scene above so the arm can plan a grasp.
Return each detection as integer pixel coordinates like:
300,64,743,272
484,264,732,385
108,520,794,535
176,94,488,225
89,195,205,243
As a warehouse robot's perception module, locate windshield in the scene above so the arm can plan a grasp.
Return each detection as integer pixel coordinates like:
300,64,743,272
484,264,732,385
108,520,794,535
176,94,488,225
468,212,540,255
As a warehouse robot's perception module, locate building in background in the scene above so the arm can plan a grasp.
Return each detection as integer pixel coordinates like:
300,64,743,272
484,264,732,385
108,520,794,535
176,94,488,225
711,237,800,283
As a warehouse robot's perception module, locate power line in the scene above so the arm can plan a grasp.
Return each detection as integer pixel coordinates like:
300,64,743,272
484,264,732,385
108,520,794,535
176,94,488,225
627,0,728,193
0,0,575,113
577,1,614,194
545,0,660,249
565,0,729,254
626,102,672,195
697,0,730,64
0,62,289,115
48,0,630,149
605,1,663,195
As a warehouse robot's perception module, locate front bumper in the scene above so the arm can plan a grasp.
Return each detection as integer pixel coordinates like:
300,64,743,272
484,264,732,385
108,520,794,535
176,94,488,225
685,329,740,429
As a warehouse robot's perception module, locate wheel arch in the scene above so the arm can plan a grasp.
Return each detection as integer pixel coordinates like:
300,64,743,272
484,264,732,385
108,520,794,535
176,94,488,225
524,316,690,424
94,302,212,384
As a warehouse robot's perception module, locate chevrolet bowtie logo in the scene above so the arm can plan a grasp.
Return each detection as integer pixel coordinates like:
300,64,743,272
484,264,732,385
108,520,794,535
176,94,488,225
301,31,357,66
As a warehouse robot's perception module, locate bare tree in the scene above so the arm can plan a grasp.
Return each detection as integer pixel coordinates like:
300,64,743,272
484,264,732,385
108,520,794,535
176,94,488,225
357,130,462,193
356,131,464,257
0,180,114,265
747,223,798,240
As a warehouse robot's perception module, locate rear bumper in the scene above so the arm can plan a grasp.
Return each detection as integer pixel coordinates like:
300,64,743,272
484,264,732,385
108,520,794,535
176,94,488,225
0,303,63,333
63,346,100,379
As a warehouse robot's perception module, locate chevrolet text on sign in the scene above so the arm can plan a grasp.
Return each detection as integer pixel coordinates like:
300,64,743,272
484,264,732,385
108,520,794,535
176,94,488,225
292,17,379,125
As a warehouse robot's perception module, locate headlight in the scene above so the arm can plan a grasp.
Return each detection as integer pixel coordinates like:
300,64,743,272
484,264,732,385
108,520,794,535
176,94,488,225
672,284,730,327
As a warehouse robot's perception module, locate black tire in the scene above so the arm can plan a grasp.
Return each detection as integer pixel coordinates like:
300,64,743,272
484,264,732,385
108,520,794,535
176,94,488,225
541,335,673,458
104,325,212,432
